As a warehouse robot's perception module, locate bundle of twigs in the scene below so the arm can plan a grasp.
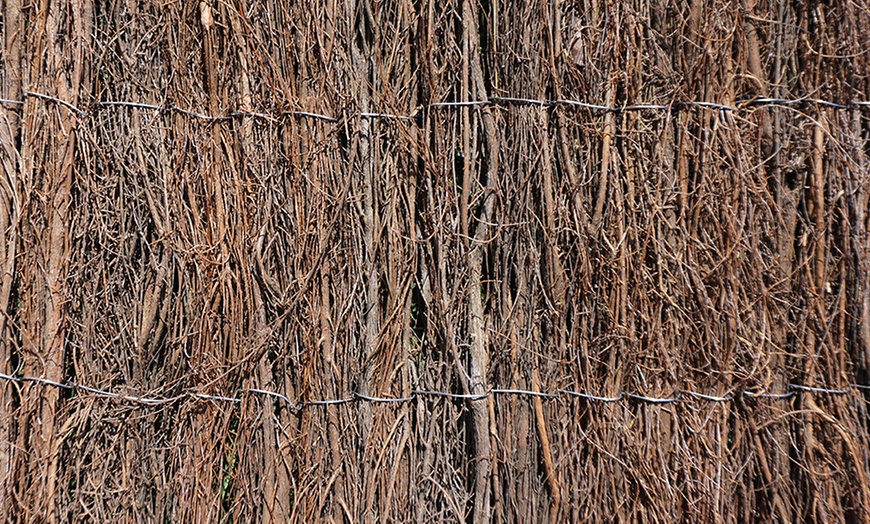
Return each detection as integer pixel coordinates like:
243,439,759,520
1,0,868,522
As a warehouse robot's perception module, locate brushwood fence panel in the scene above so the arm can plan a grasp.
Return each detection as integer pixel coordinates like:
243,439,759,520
1,1,869,522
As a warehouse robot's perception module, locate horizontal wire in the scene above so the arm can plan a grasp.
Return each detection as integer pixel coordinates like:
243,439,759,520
75,383,184,405
557,389,624,402
14,374,75,390
191,392,242,403
678,101,738,111
355,392,416,403
23,90,86,116
622,104,670,111
744,390,796,399
552,99,617,111
5,91,868,124
2,373,868,410
303,397,356,406
239,387,299,409
491,388,560,398
99,100,163,111
356,112,415,121
227,111,276,121
428,100,491,108
788,383,850,395
681,390,734,402
627,392,681,404
489,96,552,107
413,389,489,401
72,384,121,398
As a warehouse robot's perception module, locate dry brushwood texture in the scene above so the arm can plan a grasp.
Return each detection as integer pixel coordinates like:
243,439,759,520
1,0,870,522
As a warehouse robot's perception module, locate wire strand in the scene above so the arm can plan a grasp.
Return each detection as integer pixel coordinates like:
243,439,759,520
2,373,866,409
6,91,868,124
